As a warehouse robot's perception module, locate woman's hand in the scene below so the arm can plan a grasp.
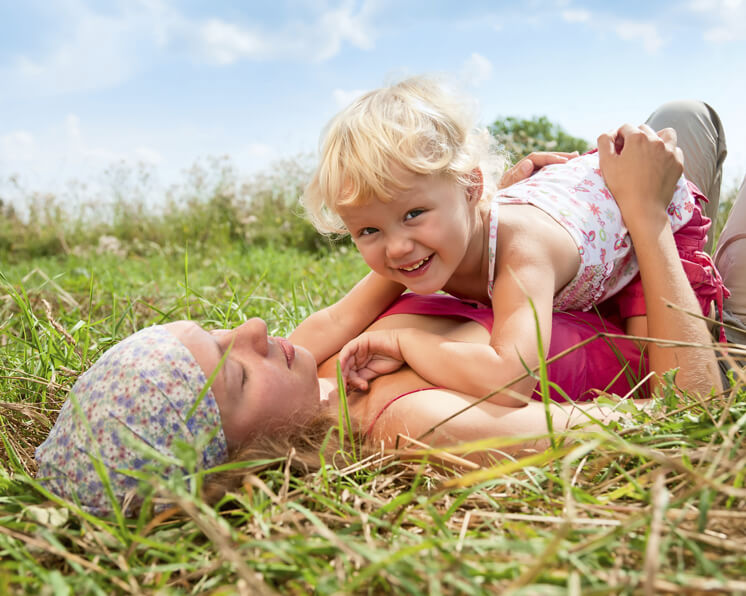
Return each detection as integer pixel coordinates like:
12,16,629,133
597,124,684,223
498,151,579,189
599,123,721,394
339,329,406,391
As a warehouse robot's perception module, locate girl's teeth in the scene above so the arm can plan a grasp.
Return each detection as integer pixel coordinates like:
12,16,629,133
402,257,427,271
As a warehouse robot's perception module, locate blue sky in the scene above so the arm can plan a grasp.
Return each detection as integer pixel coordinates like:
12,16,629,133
1,0,745,208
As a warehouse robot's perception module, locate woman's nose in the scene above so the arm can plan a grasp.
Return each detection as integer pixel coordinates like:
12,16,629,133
219,318,269,356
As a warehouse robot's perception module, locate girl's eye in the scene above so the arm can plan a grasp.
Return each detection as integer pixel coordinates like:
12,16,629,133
358,227,379,237
404,209,424,221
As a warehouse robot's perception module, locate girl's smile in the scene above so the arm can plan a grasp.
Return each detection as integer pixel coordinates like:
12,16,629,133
398,254,433,275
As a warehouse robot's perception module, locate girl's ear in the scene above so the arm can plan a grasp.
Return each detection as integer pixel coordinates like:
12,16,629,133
467,168,484,203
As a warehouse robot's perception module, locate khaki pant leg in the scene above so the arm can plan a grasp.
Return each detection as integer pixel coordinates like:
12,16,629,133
645,100,727,253
715,176,746,323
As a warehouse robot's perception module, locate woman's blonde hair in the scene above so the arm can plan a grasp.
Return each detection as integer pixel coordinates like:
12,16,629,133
302,76,507,234
200,412,372,506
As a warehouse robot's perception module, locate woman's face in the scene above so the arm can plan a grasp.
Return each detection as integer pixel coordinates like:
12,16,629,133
165,319,320,449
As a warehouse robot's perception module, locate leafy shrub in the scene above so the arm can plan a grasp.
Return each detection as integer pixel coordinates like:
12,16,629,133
489,115,590,161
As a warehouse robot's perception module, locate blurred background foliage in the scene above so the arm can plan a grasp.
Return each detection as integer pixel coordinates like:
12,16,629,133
489,115,590,158
2,115,739,261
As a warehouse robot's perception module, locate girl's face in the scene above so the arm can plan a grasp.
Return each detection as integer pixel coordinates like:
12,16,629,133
338,166,481,295
165,319,320,449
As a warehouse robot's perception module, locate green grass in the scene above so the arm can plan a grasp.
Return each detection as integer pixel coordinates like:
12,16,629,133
2,238,745,594
2,159,745,593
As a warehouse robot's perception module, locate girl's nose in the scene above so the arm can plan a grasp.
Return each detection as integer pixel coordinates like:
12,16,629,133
386,230,414,260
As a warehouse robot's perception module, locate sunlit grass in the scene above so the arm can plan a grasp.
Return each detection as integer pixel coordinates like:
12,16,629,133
1,158,745,592
2,239,745,593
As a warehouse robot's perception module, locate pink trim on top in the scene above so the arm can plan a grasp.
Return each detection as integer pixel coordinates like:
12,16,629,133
377,293,494,331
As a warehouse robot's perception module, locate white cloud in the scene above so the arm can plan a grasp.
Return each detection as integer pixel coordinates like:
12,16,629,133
314,1,376,61
615,21,664,53
192,1,378,64
562,9,591,23
704,25,744,41
332,88,367,107
2,1,379,98
462,53,493,87
0,3,161,98
199,19,267,64
688,0,746,42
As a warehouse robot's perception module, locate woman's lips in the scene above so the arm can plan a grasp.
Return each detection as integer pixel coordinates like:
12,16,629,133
273,337,295,368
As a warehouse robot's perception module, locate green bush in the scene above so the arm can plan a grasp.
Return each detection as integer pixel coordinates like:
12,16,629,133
490,115,590,161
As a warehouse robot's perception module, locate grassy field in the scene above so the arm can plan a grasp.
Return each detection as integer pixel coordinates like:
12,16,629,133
1,176,746,593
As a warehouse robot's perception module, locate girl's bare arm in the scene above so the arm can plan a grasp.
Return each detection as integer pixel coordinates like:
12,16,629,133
290,272,405,365
340,250,559,405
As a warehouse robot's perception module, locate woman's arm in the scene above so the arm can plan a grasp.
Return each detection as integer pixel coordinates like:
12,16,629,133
598,124,722,394
498,151,579,189
368,383,638,463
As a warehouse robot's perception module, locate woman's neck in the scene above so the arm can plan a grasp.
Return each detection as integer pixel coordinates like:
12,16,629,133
317,376,371,426
318,376,340,412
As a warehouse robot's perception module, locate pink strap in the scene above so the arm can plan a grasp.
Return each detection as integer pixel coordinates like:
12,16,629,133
365,386,444,438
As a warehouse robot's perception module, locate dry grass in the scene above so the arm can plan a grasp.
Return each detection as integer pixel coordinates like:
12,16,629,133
2,244,745,594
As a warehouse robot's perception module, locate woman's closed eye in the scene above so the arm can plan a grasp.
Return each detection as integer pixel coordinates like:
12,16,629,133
231,359,248,388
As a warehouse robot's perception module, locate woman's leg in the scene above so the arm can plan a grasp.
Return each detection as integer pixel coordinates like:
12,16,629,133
645,100,728,253
715,175,746,341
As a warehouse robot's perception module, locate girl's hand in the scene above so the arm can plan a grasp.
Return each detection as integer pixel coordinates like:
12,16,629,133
597,124,684,221
499,151,579,189
339,330,406,391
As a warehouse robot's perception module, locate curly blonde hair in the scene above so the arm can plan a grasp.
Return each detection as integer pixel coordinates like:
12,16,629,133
302,76,508,235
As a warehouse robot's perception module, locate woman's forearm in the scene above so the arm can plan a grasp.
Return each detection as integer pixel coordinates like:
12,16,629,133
597,124,722,395
627,213,722,394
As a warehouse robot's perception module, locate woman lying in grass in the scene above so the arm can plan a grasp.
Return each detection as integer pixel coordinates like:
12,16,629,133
35,102,742,516
33,307,649,516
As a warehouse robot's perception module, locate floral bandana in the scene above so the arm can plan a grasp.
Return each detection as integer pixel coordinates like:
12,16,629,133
35,326,228,516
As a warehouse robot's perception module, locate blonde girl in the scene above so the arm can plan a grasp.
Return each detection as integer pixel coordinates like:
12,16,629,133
291,78,724,403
